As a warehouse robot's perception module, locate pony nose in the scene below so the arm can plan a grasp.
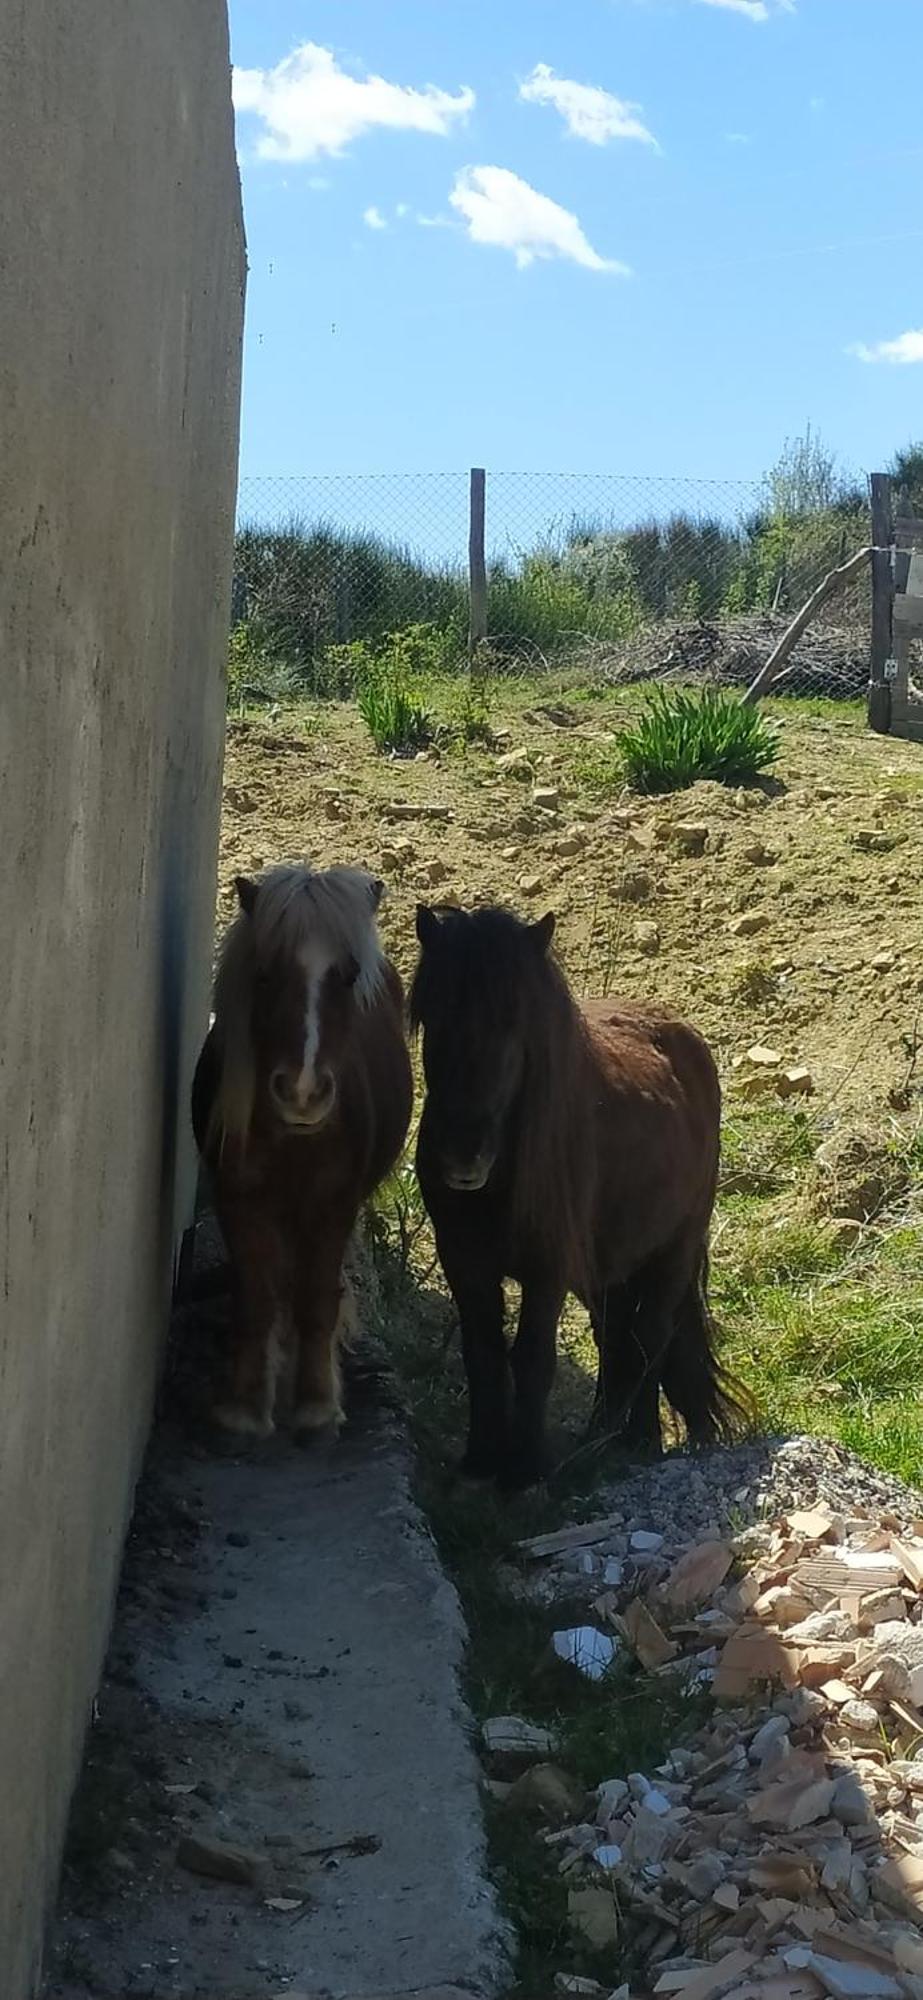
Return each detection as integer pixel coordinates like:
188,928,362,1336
270,1067,295,1106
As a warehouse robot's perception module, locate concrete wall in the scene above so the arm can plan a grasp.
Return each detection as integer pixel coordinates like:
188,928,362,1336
0,5,245,1989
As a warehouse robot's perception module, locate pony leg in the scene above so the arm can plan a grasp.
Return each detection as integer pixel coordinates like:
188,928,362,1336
213,1207,282,1438
508,1277,566,1489
595,1273,665,1456
291,1237,350,1438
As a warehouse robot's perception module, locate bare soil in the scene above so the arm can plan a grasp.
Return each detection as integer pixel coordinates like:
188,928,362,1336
219,686,923,1124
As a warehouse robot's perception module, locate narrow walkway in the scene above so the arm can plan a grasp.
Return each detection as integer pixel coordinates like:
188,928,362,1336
46,1307,507,2000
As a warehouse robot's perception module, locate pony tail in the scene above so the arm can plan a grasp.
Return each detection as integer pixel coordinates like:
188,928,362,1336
660,1252,755,1445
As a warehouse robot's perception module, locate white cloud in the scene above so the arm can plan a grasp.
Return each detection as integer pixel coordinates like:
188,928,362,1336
395,202,410,219
852,329,923,366
696,0,794,19
449,166,626,274
233,43,474,162
363,205,388,230
416,212,452,229
519,63,657,147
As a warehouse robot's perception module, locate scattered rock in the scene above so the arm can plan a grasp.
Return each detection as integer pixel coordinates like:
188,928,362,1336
533,785,560,811
633,920,661,956
673,822,710,855
496,748,532,777
385,801,451,821
567,1884,619,1951
482,1715,557,1763
420,857,448,887
729,911,770,937
176,1834,267,1888
518,874,544,898
504,1763,587,1826
777,1065,815,1098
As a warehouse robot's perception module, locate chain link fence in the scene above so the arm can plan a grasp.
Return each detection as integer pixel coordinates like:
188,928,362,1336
234,471,873,700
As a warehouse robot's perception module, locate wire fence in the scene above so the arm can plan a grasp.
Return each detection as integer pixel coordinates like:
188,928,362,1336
234,471,873,700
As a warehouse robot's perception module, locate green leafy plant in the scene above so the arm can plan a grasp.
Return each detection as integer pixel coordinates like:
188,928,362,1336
357,633,433,755
616,686,779,794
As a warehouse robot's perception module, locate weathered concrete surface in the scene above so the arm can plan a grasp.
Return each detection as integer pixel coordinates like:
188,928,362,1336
44,1375,509,1999
0,3,245,1990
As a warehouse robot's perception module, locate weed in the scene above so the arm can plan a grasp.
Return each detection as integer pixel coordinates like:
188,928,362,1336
617,687,779,794
358,670,432,755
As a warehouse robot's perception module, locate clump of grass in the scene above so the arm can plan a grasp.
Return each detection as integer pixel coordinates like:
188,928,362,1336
356,628,442,754
452,674,495,746
358,668,432,754
617,687,779,794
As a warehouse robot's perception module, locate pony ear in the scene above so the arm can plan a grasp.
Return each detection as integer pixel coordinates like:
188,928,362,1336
235,875,259,917
368,876,385,911
416,903,441,949
529,911,556,953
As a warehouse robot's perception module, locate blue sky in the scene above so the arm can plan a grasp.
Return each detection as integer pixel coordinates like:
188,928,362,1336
229,1,923,488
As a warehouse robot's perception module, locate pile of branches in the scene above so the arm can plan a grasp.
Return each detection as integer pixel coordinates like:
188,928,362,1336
603,613,868,701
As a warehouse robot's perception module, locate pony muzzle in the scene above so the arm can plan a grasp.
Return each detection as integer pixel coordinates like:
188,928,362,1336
443,1155,493,1193
269,1065,337,1130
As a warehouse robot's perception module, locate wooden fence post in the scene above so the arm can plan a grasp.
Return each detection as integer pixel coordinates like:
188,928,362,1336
468,467,487,670
868,473,894,734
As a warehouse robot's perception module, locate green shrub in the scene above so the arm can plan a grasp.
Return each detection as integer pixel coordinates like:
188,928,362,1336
616,687,779,794
226,621,302,708
357,628,434,754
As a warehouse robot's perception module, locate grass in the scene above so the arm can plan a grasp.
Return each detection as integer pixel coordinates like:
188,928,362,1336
616,686,779,794
357,667,432,754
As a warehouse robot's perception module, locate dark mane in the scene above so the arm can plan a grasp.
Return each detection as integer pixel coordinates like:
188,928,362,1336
410,906,596,1292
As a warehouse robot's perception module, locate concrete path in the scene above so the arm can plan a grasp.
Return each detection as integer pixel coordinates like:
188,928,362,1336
45,1312,508,2000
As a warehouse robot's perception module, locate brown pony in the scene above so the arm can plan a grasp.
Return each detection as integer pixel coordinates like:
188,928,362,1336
411,902,748,1489
192,864,413,1439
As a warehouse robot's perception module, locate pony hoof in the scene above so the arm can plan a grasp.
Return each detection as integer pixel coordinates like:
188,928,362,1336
211,1403,274,1439
293,1398,345,1443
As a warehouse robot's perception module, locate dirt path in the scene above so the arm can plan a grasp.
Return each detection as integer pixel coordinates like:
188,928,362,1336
45,1290,507,2000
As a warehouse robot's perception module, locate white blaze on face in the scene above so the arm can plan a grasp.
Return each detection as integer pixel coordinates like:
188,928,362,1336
296,940,335,1103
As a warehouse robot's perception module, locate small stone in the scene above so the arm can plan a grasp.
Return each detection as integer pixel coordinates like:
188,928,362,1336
745,1043,782,1067
838,1698,881,1736
729,912,769,937
496,748,532,775
633,920,661,956
482,1716,557,1762
420,857,448,887
830,1771,874,1825
871,950,896,971
176,1835,266,1888
673,822,709,855
592,1842,623,1871
630,1530,664,1553
743,842,776,865
686,1853,727,1898
555,832,585,857
777,1065,815,1098
518,874,544,898
602,1557,624,1587
807,1953,900,1998
595,1777,629,1824
504,1763,587,1826
748,1715,790,1765
533,785,559,810
567,1884,619,1950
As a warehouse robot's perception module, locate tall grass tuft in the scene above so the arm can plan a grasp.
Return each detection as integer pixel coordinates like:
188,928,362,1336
617,686,779,794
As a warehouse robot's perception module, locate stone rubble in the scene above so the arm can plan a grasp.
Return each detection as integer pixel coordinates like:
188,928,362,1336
494,1442,923,2000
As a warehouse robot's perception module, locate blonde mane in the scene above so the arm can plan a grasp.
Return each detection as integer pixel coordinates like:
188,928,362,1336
209,863,386,1150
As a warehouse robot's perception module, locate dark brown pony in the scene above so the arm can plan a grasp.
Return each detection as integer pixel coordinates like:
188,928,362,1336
192,864,413,1439
411,903,748,1488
